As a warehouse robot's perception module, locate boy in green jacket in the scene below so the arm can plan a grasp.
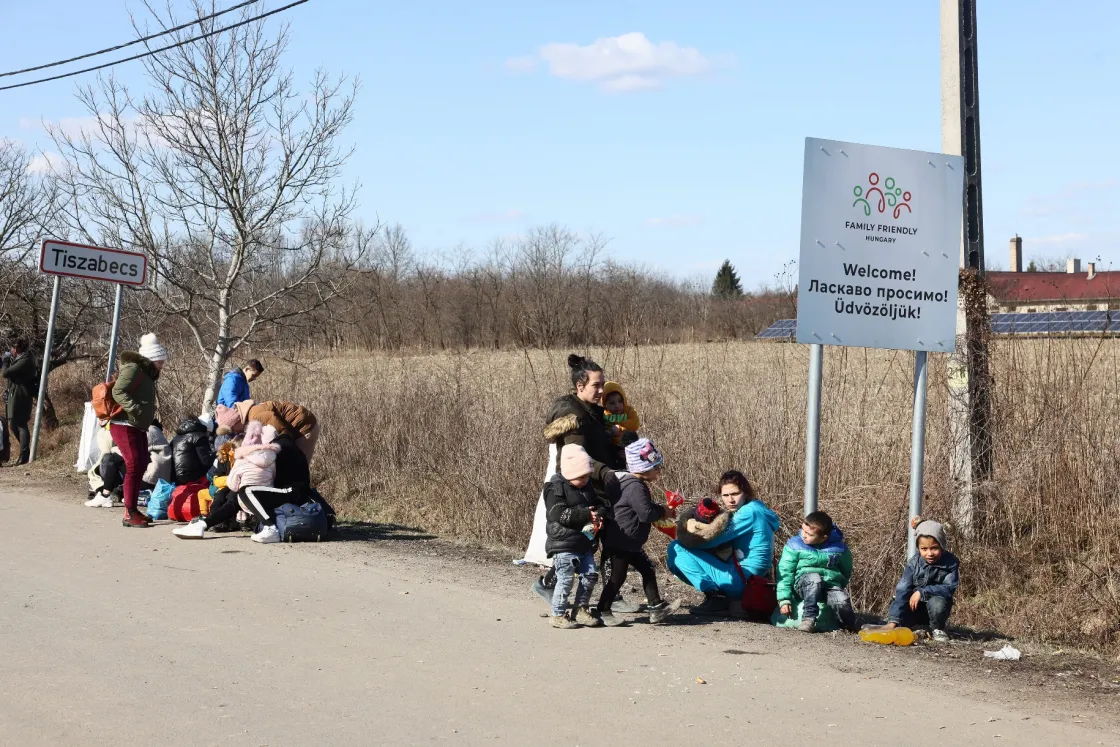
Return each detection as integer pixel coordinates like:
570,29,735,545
777,511,857,633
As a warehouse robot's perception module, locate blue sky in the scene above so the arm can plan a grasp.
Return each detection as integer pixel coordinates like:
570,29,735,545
2,0,1117,286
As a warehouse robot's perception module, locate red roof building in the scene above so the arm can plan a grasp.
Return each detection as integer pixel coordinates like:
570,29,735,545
987,237,1120,312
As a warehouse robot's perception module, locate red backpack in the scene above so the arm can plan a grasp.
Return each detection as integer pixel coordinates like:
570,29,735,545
168,479,208,522
91,374,141,424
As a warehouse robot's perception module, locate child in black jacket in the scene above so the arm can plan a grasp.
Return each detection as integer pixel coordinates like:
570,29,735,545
596,437,681,626
543,444,611,629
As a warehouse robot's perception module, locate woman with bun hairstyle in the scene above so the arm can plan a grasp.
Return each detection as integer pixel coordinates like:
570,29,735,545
524,354,630,609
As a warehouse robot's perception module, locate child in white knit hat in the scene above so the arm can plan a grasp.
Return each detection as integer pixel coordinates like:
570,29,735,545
878,516,960,642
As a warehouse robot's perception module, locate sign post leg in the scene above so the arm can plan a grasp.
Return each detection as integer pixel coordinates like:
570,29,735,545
804,343,824,516
29,275,62,463
105,283,124,381
907,350,930,558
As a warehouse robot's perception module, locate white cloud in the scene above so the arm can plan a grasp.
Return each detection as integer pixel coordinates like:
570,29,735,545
463,209,526,223
645,214,703,228
1026,232,1088,245
509,32,731,93
26,151,64,175
504,55,538,73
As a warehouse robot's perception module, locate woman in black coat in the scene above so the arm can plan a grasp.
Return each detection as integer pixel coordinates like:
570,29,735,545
2,339,37,466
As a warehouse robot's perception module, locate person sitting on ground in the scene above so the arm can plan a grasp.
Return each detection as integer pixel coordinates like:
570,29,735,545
111,333,169,528
596,437,682,627
85,425,124,508
602,381,640,445
876,517,959,643
215,399,320,464
174,422,277,540
544,444,610,629
142,424,173,490
776,510,857,633
170,417,214,486
667,470,779,617
217,359,264,408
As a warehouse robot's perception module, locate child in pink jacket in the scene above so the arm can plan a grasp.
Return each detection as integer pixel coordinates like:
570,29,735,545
226,421,280,492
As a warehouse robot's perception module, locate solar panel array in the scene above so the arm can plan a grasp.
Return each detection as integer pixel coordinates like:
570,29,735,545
756,310,1118,341
755,318,797,340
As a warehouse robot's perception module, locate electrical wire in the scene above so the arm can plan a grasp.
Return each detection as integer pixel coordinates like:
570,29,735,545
0,0,308,93
0,0,262,78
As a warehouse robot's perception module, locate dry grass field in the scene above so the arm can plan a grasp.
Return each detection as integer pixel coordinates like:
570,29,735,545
42,337,1120,654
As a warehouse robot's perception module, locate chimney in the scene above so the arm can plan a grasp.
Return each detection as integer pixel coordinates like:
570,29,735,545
1068,258,1081,274
1087,262,1096,280
1009,235,1023,272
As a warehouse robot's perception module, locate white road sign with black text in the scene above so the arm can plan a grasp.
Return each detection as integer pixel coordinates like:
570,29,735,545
39,240,147,286
795,138,964,352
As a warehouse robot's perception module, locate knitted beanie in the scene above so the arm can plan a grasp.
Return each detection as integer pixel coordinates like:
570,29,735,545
215,404,242,432
695,497,721,523
559,444,594,481
914,519,949,550
138,333,169,362
625,437,663,474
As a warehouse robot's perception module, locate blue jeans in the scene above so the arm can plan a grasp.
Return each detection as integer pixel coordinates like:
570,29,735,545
551,551,599,616
889,592,953,630
796,573,855,626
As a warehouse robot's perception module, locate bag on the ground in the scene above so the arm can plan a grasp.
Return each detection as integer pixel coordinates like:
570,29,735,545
732,560,779,622
168,479,207,522
274,501,329,542
307,488,337,531
147,479,175,520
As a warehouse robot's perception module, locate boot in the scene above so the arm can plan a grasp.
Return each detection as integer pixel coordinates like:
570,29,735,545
689,591,730,616
122,509,151,528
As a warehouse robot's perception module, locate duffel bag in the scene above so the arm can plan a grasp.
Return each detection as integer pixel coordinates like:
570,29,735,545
168,479,208,522
274,501,329,543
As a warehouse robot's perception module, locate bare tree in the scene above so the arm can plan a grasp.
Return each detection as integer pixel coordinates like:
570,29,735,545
49,1,368,410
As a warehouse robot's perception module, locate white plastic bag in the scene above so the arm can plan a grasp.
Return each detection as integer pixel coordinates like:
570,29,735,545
74,402,103,472
983,644,1021,661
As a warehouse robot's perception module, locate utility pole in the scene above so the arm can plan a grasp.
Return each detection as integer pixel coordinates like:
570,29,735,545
941,0,993,536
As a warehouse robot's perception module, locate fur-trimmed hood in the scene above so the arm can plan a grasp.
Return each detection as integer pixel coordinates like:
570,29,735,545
119,350,159,379
544,413,580,442
675,507,731,548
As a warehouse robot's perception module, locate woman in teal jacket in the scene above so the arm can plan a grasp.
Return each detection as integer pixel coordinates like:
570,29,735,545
667,470,779,616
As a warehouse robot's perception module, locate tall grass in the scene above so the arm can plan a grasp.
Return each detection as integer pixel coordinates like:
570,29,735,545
41,338,1120,653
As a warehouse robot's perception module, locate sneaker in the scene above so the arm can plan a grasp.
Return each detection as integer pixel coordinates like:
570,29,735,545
799,617,817,633
574,607,603,628
597,610,626,627
611,596,642,614
931,629,951,643
85,493,113,508
648,599,682,625
532,575,554,604
690,591,730,617
173,519,207,540
550,614,578,630
122,510,151,528
251,524,281,544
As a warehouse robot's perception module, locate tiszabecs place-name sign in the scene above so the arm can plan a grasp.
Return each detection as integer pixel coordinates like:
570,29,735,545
39,240,148,286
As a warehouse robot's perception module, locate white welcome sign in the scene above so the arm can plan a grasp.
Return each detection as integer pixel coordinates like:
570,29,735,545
795,138,964,352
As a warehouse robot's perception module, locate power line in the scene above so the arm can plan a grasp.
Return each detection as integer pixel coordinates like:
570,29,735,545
0,0,308,93
0,0,263,79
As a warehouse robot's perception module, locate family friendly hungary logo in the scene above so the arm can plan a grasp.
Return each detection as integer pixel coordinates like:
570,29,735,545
853,172,912,220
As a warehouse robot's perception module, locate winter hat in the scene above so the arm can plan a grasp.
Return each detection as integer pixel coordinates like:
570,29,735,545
241,420,264,447
912,516,949,550
138,332,169,362
625,437,663,474
559,444,594,481
215,404,242,432
695,498,721,523
145,424,169,450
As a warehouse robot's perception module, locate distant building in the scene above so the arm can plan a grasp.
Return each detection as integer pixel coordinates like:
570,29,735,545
987,236,1120,313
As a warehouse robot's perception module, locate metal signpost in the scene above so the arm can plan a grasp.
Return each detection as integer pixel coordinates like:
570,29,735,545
795,138,964,557
29,240,148,463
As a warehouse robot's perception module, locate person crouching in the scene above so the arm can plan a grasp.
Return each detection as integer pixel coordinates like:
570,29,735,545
544,444,609,629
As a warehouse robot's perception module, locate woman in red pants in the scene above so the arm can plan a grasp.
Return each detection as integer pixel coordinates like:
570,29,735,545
110,333,168,528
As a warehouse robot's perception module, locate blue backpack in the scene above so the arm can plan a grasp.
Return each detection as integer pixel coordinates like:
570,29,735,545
274,501,329,542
